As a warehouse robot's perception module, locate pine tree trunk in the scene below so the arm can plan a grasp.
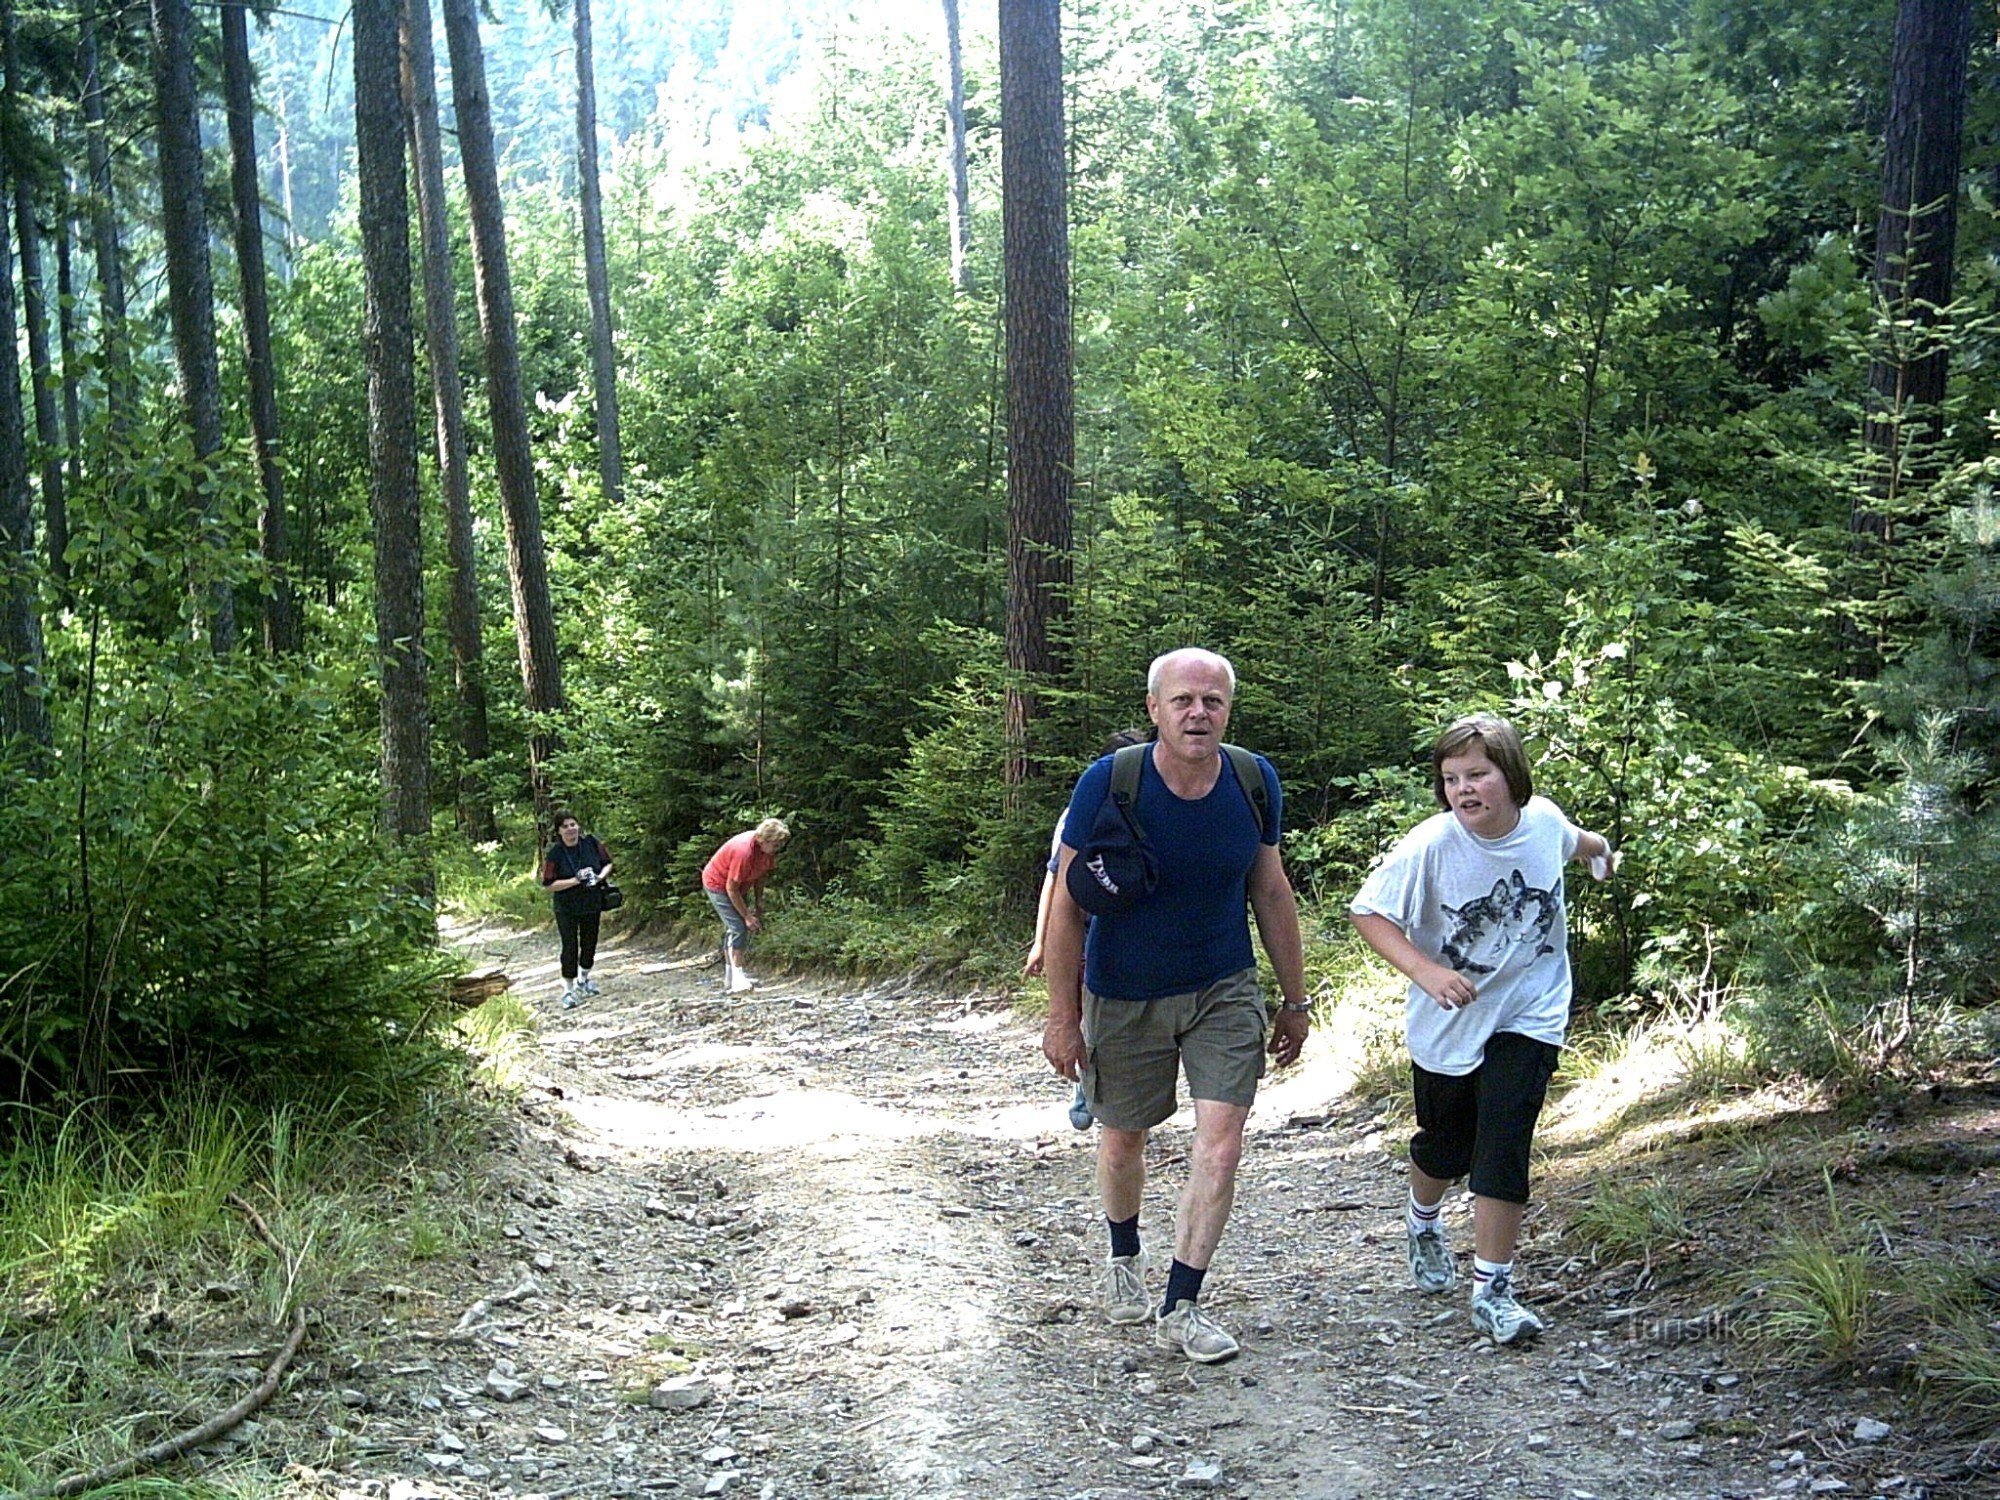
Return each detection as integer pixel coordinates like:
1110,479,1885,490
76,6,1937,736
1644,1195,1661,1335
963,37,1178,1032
1858,0,1973,533
402,0,496,841
54,182,82,493
151,0,236,652
0,148,50,749
80,0,131,431
998,0,1072,788
573,0,623,506
354,0,433,891
4,15,64,588
941,0,972,293
222,0,297,656
441,0,566,813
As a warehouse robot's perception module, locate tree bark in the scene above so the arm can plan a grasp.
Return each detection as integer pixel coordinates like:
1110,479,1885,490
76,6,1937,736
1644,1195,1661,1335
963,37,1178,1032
0,145,50,749
441,0,567,812
3,0,63,587
222,0,297,656
1858,0,1974,534
999,0,1072,787
354,0,432,888
573,0,623,505
941,0,972,292
402,0,496,840
151,0,236,651
80,0,132,431
55,181,82,495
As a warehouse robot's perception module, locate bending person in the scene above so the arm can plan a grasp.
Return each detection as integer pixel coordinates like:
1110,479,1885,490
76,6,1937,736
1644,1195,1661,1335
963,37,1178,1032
701,818,791,994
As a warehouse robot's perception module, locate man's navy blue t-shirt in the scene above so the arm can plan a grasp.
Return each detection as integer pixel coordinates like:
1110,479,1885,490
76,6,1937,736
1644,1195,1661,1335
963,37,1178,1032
1061,747,1283,1001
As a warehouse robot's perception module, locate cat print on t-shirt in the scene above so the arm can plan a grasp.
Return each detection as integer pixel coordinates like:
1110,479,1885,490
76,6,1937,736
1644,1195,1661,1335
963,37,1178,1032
1440,870,1558,976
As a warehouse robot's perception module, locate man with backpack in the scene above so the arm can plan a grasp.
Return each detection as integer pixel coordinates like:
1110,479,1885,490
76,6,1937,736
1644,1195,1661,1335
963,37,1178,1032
1042,647,1311,1364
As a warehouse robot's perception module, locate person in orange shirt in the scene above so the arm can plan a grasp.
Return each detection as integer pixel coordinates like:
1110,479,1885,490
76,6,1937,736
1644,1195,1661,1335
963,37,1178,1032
701,818,790,994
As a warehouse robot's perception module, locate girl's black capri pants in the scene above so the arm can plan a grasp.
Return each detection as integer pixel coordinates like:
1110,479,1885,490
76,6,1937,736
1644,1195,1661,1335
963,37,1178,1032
1409,1030,1560,1205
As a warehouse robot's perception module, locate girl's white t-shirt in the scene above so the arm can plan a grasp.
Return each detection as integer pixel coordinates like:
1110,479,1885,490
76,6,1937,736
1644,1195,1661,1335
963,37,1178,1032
1350,796,1581,1076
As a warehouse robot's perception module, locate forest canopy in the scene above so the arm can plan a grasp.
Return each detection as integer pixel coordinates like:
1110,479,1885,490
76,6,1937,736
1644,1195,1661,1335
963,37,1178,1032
2,0,1997,1105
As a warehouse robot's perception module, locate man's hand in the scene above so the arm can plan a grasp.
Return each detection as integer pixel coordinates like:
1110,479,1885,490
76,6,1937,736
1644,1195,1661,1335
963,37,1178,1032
745,910,762,933
1042,1014,1087,1079
1420,961,1476,1010
1268,1010,1308,1067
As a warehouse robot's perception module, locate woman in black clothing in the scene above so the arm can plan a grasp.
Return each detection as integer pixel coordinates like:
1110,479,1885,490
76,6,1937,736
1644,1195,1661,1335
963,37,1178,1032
539,811,614,1008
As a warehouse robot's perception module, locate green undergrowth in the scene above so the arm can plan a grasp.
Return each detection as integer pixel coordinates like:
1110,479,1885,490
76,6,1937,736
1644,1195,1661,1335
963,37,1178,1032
0,1065,508,1496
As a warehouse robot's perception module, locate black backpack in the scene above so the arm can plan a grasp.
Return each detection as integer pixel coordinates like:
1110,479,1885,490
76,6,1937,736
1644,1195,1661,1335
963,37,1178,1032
1063,742,1272,916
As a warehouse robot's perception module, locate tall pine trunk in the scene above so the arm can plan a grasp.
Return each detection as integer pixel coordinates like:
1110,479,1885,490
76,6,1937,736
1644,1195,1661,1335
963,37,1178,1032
402,0,496,840
941,0,971,292
80,0,130,431
0,145,50,749
53,189,81,600
1859,0,1973,512
1851,0,1974,668
151,0,236,651
573,0,622,505
441,0,566,816
354,0,432,892
998,0,1072,789
3,0,63,585
222,0,296,655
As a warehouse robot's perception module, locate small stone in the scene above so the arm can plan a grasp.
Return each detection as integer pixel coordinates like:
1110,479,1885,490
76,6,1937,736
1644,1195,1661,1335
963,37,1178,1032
703,1476,741,1497
485,1375,530,1402
422,1452,462,1471
1658,1420,1699,1441
650,1376,714,1412
644,1198,672,1216
532,1425,567,1444
1809,1482,1850,1495
1131,1434,1156,1455
1175,1458,1225,1491
435,1431,467,1454
532,1252,556,1272
702,1446,740,1465
778,1298,813,1319
1854,1418,1892,1443
1525,1435,1551,1453
1015,1231,1041,1247
338,1389,368,1409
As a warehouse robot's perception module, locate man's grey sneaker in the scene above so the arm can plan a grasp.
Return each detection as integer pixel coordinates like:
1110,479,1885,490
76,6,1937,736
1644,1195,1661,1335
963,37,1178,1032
561,986,582,1010
579,975,602,996
1470,1272,1545,1344
1101,1253,1151,1325
1407,1226,1457,1294
1155,1301,1240,1364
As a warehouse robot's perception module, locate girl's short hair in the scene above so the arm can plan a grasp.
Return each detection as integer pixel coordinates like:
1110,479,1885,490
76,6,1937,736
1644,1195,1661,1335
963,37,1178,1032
1430,714,1534,810
754,817,791,846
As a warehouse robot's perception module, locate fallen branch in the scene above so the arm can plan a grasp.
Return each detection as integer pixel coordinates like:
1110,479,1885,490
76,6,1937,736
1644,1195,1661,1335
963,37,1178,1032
26,1304,308,1499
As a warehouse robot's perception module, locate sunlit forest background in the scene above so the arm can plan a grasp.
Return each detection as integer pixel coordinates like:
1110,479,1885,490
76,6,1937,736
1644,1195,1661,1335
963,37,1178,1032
3,0,1997,1106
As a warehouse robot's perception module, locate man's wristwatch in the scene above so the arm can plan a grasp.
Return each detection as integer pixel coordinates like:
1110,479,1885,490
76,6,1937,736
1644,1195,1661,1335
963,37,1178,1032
1279,1000,1312,1014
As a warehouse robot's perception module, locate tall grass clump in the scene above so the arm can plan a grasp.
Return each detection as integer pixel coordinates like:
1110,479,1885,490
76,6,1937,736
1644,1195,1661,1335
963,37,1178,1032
1751,1175,1881,1368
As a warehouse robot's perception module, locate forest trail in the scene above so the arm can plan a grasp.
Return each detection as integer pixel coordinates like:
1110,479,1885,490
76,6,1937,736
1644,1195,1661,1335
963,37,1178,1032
296,917,1867,1500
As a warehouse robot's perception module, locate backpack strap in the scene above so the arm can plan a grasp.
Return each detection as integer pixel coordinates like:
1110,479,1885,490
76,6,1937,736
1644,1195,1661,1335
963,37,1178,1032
1222,743,1273,843
1112,741,1272,843
1109,742,1151,841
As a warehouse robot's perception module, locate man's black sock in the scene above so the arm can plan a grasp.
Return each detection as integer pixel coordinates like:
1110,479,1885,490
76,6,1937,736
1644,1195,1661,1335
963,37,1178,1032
1161,1258,1206,1314
1108,1213,1141,1260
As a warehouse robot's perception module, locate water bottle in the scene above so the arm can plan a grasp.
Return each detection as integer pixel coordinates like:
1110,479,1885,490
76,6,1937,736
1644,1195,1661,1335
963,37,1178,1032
1068,1079,1094,1131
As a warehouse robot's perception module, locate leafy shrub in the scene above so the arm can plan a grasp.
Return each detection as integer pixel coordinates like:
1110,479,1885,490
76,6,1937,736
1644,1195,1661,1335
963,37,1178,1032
0,647,451,1105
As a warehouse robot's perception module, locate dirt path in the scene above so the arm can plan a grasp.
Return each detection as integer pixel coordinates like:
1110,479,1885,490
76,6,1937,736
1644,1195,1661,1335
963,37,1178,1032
294,919,1874,1500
